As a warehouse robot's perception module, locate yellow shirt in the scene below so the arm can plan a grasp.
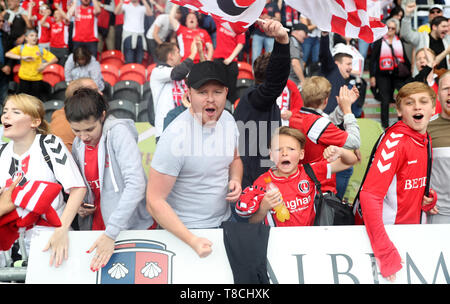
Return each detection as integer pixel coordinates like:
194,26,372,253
418,24,431,33
9,44,56,81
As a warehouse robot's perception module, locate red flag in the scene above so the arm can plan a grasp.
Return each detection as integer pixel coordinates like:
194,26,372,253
170,0,266,34
284,0,387,43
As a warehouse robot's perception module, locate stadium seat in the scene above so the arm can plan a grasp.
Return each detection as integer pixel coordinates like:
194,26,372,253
44,99,64,122
119,63,147,85
108,99,136,120
146,63,156,81
237,61,254,80
40,81,53,102
142,81,151,103
100,50,125,69
51,81,68,100
101,63,119,86
43,64,65,86
137,99,150,122
236,78,254,99
102,81,112,102
112,80,141,103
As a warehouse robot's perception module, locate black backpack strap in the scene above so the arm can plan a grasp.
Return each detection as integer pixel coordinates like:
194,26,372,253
303,163,324,216
0,142,8,157
39,134,54,174
424,133,432,197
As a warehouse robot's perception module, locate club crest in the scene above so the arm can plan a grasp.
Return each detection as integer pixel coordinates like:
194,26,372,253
298,180,310,194
97,239,175,284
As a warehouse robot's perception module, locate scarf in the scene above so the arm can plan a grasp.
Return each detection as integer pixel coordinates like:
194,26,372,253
379,35,405,71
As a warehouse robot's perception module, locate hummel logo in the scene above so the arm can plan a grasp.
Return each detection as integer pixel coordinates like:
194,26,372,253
407,160,417,165
390,132,404,139
385,139,399,149
377,160,391,173
381,149,395,161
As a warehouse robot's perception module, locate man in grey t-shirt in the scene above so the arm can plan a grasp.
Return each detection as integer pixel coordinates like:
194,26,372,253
146,60,243,258
289,23,309,87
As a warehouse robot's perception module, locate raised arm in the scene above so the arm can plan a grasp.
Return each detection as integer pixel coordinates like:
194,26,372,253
247,19,290,111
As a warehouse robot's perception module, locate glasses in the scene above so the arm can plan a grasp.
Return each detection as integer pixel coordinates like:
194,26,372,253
388,26,396,30
430,9,441,14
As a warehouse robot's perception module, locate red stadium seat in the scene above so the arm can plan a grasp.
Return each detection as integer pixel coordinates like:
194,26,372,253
146,63,156,81
101,63,119,86
100,50,125,69
119,63,146,85
43,63,65,86
237,61,254,80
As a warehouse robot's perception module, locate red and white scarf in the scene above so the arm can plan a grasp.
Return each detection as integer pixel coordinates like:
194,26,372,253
379,35,405,71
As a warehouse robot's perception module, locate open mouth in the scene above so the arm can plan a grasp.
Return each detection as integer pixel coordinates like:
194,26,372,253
280,160,291,167
3,123,12,129
413,114,424,121
205,108,216,117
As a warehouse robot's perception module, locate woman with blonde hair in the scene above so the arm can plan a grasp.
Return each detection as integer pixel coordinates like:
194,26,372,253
0,94,86,267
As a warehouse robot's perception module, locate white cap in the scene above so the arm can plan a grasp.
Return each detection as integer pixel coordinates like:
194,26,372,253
430,5,443,12
331,43,354,57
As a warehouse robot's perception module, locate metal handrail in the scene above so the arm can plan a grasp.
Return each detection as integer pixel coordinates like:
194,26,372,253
412,4,450,30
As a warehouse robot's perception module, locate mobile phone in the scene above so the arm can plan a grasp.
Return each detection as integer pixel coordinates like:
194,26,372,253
83,203,95,209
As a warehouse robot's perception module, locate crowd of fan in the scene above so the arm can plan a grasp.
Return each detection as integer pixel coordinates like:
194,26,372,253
1,0,450,283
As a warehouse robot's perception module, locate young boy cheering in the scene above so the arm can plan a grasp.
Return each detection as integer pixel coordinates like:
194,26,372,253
236,126,357,226
354,81,438,282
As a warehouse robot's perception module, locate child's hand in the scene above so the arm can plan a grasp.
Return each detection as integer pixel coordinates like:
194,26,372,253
260,190,283,212
323,145,342,162
422,188,438,214
22,56,34,62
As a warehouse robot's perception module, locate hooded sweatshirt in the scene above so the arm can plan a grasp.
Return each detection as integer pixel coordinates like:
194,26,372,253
71,116,154,239
358,121,432,277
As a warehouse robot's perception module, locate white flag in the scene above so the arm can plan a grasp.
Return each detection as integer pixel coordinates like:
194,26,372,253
285,0,387,43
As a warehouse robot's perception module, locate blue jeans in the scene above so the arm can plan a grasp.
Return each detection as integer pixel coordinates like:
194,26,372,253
336,167,353,200
358,39,370,59
302,36,320,64
251,34,274,64
123,35,144,64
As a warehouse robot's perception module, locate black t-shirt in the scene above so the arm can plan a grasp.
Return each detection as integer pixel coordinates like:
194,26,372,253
429,34,447,70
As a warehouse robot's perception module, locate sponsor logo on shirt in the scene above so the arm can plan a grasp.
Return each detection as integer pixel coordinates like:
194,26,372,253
404,177,426,190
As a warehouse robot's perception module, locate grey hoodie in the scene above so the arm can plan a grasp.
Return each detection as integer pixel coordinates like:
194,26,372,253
71,115,154,239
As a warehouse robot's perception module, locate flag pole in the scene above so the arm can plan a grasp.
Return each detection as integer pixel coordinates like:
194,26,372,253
256,18,290,32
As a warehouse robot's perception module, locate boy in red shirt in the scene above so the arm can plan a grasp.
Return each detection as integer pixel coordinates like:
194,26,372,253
354,81,438,281
236,126,357,226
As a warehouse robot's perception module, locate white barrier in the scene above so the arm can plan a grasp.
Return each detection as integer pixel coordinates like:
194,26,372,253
26,224,450,284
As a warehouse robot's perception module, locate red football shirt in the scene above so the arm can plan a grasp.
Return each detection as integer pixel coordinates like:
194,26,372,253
38,15,53,44
358,121,431,277
176,25,212,63
289,108,348,193
84,144,105,230
72,5,98,42
237,161,331,227
213,22,245,61
49,20,68,48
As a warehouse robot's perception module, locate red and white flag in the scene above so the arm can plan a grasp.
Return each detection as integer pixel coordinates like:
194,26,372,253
284,0,387,43
170,0,266,34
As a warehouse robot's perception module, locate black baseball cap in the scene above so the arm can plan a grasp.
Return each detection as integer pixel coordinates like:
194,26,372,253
292,23,309,33
186,61,228,89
